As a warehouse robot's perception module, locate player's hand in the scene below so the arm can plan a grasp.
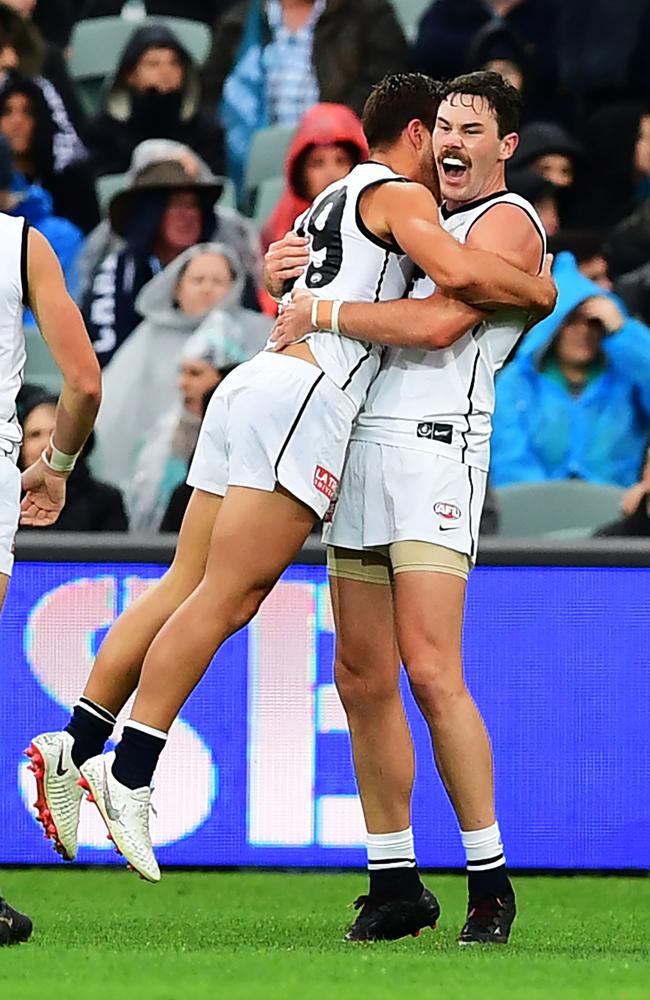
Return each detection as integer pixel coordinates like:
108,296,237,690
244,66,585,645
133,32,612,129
264,233,310,298
271,289,315,350
530,254,557,319
581,296,625,334
20,456,68,527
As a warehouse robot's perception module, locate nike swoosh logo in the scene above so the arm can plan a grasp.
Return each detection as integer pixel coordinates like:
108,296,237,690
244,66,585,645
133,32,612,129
0,915,13,929
439,524,460,531
103,769,124,822
56,747,68,777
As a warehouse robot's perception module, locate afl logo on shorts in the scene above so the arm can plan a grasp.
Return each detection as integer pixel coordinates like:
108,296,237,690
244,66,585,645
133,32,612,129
314,465,339,501
434,501,461,521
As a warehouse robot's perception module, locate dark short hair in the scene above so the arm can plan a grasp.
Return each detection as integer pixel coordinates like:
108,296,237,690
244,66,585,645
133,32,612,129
362,73,442,149
439,70,522,137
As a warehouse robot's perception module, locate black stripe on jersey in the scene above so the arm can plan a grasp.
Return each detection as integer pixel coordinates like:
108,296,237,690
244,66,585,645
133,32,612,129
273,372,325,478
464,201,546,273
341,347,372,390
374,250,390,302
460,324,482,465
440,190,509,220
20,220,30,307
355,176,409,255
468,465,476,562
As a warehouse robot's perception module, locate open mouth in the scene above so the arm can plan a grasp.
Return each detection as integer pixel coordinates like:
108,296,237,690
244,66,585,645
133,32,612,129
440,156,469,180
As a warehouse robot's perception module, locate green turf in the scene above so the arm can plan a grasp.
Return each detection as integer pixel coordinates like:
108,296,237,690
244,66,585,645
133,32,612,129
0,870,647,999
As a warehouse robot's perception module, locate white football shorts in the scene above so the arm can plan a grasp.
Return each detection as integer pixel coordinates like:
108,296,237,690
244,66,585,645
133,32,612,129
0,453,21,577
323,439,488,562
188,351,359,518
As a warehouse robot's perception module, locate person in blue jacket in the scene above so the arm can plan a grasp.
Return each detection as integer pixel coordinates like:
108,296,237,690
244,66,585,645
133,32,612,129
491,252,650,488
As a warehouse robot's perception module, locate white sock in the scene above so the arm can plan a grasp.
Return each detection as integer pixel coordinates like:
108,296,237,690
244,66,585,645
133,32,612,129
461,822,505,871
367,827,416,871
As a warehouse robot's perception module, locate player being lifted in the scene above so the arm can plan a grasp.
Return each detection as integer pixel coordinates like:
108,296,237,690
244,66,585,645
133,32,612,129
27,75,554,894
271,71,547,944
0,219,101,944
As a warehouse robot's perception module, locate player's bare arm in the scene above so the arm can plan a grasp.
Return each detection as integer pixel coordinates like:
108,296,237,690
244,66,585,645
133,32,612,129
20,229,101,527
375,182,556,313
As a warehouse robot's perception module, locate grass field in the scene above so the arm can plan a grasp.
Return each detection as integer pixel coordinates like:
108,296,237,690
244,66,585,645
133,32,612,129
0,870,648,999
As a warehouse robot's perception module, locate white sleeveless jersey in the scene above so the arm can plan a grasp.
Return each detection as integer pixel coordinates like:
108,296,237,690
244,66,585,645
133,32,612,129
0,215,28,456
353,191,546,470
289,161,413,411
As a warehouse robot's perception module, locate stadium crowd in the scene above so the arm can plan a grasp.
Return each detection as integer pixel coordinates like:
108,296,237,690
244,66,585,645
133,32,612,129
7,0,650,536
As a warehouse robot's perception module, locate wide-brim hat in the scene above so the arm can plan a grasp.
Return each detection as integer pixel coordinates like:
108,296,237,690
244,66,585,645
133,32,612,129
109,159,224,237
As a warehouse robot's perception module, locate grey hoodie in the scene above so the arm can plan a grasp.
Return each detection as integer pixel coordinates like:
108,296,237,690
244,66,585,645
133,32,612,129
93,242,271,490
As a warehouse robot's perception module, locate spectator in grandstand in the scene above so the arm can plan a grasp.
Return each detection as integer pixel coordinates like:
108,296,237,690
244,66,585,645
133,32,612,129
127,324,257,532
548,231,613,291
467,22,532,110
0,72,98,231
0,1,87,135
261,102,367,251
16,385,128,531
81,0,229,25
508,169,560,237
81,152,262,367
595,442,650,536
491,252,650,489
204,0,407,188
414,0,559,120
569,103,650,231
94,242,270,489
0,130,83,298
510,121,583,190
85,23,224,177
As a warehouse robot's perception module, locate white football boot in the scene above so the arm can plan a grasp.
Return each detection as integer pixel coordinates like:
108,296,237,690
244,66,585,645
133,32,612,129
79,752,160,883
25,731,84,862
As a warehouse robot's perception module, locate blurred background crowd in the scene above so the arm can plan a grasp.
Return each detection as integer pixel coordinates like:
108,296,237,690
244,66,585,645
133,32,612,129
8,0,650,539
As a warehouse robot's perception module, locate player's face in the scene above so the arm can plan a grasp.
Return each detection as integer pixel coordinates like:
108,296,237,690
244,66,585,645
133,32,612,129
175,252,234,316
0,93,35,156
21,403,56,470
555,303,603,367
301,144,355,201
128,47,184,95
178,359,221,416
433,95,517,204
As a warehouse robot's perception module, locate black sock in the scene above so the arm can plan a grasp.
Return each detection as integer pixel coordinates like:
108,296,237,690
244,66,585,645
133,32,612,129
65,697,116,769
111,722,167,790
369,866,423,902
468,864,513,903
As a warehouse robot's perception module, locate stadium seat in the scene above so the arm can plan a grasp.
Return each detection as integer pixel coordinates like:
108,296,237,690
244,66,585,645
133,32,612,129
253,176,284,229
392,0,431,41
69,16,212,116
244,125,295,203
23,325,63,395
495,480,625,538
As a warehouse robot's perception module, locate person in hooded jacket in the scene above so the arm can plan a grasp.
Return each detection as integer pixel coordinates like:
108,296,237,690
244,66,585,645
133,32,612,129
93,241,271,489
0,71,98,231
16,384,128,532
81,154,264,367
261,101,367,253
85,23,225,177
491,252,650,489
127,322,260,532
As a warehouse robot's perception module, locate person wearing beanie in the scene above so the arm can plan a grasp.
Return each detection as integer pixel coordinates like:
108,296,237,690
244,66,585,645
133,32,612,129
510,120,584,189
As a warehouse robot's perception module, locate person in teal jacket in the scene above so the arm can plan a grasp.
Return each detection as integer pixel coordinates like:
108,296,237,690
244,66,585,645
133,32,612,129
491,252,650,488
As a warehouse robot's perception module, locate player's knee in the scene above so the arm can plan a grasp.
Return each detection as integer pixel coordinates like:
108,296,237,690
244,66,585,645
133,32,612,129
403,648,465,717
335,650,397,712
212,584,268,640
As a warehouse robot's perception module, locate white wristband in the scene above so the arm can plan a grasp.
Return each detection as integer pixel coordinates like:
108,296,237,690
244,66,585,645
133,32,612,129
41,436,79,474
311,296,319,330
331,300,342,335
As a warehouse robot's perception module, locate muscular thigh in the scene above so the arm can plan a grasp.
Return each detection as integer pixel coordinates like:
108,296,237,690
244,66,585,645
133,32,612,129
163,488,223,596
393,568,466,684
329,552,400,687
